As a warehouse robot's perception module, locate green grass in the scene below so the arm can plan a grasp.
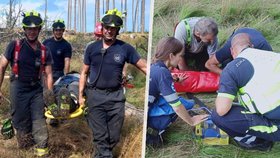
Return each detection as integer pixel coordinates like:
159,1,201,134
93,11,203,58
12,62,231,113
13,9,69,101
146,93,280,157
152,0,280,52
150,1,280,157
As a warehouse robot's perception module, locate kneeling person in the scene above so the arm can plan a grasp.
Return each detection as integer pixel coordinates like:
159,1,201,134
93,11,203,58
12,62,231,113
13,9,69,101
212,33,280,151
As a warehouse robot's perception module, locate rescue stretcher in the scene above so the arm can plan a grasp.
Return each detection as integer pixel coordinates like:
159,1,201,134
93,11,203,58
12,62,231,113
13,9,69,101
171,69,220,93
44,107,84,119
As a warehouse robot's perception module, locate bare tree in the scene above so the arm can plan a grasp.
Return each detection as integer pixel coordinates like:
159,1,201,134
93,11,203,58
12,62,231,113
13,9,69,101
6,0,22,30
134,0,140,32
124,0,127,32
141,0,145,33
67,0,72,30
83,0,86,32
8,0,12,28
74,0,77,31
95,0,100,24
44,0,48,32
78,0,81,32
121,0,123,11
132,0,135,32
103,0,105,14
81,0,87,32
106,0,109,11
112,0,115,9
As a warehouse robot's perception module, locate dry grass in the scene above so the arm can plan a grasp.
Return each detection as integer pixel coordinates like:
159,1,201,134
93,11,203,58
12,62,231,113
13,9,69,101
0,32,147,158
0,106,144,158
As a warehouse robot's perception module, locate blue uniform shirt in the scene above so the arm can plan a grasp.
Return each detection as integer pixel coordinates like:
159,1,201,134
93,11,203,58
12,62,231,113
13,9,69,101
43,37,72,71
5,39,52,82
218,57,254,97
149,61,180,107
84,39,140,89
215,28,272,64
218,54,280,119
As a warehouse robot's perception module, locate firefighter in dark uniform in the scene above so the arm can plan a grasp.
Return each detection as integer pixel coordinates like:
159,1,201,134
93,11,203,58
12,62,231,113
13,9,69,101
0,10,53,157
43,19,72,82
43,19,72,126
79,8,146,158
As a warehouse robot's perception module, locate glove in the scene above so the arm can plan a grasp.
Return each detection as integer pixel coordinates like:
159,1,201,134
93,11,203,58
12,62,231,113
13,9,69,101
43,89,59,118
83,107,88,116
1,118,15,140
47,103,60,118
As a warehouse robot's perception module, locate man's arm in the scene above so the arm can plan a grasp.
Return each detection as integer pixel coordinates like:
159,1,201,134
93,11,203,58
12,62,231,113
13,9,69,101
64,57,71,74
44,65,53,90
122,63,128,77
215,95,233,116
205,55,222,74
0,55,9,98
135,58,147,75
79,64,89,108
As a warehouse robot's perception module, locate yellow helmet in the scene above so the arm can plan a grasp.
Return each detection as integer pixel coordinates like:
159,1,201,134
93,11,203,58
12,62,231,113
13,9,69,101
101,8,123,27
52,19,65,29
22,10,44,28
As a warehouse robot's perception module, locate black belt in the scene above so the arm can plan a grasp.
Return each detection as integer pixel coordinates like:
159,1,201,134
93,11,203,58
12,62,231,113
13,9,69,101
88,86,121,92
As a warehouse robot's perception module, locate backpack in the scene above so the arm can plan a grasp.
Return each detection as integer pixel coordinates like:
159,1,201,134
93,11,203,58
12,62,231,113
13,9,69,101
12,39,46,79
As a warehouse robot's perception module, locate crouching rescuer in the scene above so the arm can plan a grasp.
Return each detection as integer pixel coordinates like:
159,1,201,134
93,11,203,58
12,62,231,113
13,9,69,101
0,10,53,156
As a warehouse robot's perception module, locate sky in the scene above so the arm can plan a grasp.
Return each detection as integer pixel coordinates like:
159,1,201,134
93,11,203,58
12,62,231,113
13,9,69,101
0,0,151,32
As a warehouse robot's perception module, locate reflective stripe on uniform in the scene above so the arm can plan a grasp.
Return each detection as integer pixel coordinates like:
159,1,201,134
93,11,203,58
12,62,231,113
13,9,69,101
217,93,235,100
241,110,255,114
35,147,49,156
274,61,280,72
163,93,179,103
249,125,278,134
170,100,182,107
237,48,280,114
183,19,191,43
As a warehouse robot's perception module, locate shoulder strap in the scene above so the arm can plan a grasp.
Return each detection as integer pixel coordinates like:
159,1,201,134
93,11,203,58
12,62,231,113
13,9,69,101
183,19,191,43
12,40,47,79
39,43,46,79
12,40,21,78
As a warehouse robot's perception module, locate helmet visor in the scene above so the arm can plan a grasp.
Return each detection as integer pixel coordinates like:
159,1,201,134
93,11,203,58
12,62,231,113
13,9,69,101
22,16,43,27
52,22,65,29
102,15,123,27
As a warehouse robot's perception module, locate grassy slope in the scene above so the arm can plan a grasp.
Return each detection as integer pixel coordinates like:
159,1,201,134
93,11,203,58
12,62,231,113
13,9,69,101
147,0,280,157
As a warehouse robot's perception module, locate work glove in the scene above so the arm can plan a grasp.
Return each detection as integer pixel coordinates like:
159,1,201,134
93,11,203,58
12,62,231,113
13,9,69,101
43,89,60,118
1,118,14,140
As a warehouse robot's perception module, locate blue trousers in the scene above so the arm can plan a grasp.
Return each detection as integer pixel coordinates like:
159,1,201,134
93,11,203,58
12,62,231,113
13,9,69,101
211,106,280,141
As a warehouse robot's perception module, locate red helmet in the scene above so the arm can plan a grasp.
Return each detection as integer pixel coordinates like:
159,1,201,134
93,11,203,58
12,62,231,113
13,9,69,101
94,22,103,36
